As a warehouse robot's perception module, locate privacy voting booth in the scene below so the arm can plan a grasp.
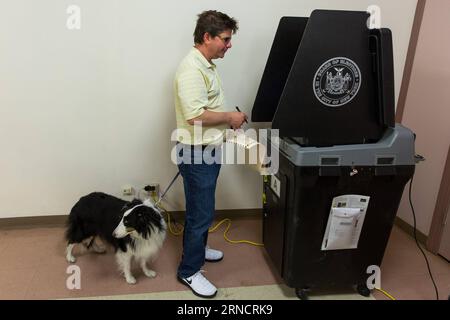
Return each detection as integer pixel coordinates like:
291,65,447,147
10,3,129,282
251,10,416,299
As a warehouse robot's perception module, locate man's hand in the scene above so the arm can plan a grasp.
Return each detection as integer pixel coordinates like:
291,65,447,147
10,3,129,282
228,111,248,129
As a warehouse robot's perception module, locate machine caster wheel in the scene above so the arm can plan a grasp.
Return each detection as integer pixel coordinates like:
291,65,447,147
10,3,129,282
356,283,371,297
295,288,309,300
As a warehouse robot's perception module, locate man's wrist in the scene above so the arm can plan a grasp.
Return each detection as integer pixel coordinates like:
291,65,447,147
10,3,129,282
224,112,232,126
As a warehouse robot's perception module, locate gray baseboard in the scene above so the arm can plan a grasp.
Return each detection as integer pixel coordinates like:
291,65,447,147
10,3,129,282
394,216,428,245
0,215,68,229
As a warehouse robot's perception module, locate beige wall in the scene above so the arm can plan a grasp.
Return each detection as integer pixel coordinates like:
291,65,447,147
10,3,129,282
0,0,417,218
397,0,450,235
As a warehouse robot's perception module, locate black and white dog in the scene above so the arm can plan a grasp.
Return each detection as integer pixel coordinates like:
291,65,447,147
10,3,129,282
65,192,166,284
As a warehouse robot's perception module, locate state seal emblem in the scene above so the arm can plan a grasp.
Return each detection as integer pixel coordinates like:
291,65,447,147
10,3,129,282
313,57,361,107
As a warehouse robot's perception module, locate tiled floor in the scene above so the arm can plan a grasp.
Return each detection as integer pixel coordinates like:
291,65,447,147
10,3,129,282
0,215,448,300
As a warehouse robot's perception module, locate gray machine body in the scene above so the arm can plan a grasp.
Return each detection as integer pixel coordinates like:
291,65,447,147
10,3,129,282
271,124,415,167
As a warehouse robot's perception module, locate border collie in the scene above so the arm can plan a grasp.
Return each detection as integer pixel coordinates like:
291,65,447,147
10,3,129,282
65,192,166,284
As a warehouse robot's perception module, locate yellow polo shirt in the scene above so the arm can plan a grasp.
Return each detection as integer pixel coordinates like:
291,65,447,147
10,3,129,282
174,47,228,145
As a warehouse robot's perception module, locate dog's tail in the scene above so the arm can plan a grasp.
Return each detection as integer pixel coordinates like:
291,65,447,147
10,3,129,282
65,208,87,244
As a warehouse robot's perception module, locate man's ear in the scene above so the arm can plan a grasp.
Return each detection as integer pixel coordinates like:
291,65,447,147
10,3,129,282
203,32,212,43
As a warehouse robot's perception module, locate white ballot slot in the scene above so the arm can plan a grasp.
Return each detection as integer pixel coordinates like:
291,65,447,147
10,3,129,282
321,195,370,250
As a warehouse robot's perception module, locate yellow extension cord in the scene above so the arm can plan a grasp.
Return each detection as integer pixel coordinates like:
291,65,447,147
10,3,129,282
374,288,396,300
153,195,396,299
153,195,263,246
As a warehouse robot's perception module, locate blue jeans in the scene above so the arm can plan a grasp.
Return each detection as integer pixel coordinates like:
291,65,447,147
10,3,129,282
176,144,221,278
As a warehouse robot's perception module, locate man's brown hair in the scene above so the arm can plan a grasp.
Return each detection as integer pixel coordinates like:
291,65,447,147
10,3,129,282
194,10,238,44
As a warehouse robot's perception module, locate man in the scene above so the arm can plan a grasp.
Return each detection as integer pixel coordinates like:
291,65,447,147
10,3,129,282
174,10,247,298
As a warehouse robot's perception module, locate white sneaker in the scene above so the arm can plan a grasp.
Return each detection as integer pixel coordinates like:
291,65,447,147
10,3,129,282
205,245,224,262
178,270,217,298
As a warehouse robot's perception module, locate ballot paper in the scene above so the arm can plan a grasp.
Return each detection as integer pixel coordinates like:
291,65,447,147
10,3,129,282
222,129,270,175
321,195,370,250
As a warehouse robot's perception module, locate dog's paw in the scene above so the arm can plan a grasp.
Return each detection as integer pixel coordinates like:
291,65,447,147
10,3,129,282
66,255,76,263
144,269,156,278
125,276,137,284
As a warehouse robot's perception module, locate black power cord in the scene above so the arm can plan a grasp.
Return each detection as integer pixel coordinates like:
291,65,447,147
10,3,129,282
408,174,440,300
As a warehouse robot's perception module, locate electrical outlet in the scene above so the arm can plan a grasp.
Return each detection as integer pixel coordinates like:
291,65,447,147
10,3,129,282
122,185,134,196
144,183,159,197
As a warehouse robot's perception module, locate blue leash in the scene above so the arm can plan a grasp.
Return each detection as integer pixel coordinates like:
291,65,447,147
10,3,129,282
155,171,181,206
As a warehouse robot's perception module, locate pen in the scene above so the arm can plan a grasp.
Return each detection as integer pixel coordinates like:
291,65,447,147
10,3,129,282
235,106,248,123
